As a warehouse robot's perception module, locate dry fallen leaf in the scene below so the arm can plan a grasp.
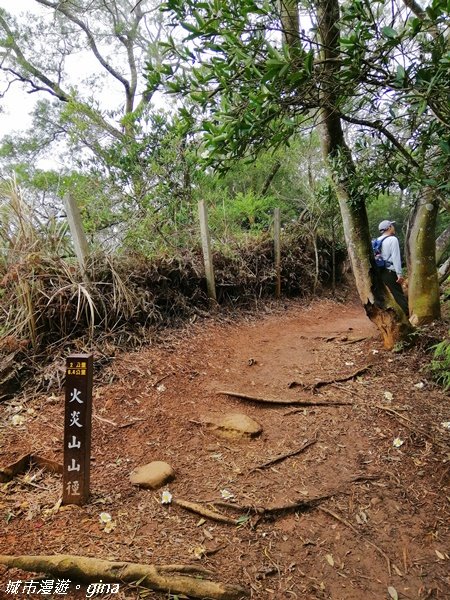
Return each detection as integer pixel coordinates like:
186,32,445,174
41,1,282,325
387,585,398,600
192,545,206,560
435,549,446,560
11,414,25,426
325,554,334,566
220,489,234,500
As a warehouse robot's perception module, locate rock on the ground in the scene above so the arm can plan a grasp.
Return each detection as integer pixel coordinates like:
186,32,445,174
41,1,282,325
201,412,262,438
130,461,174,489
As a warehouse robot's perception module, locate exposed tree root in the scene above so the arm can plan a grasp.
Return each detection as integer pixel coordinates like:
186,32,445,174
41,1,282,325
248,438,317,472
172,492,335,527
0,453,62,483
173,499,239,525
217,390,352,406
288,364,372,391
212,492,335,517
0,554,249,600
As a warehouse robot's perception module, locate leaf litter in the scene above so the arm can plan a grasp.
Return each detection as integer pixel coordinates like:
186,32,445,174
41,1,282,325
0,297,449,599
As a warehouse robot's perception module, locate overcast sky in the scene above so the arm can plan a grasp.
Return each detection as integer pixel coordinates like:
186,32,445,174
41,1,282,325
0,1,49,136
0,0,126,140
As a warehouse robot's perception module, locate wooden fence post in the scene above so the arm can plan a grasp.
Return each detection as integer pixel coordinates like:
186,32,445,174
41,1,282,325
198,200,217,302
274,208,281,298
64,192,90,279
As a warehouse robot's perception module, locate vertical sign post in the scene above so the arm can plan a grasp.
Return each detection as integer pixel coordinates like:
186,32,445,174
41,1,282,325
274,208,281,299
63,193,90,281
198,200,217,302
63,354,93,505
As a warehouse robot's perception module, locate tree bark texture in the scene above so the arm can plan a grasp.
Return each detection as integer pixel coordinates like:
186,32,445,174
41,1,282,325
435,223,450,265
0,554,248,600
407,191,441,325
278,0,301,49
312,0,412,348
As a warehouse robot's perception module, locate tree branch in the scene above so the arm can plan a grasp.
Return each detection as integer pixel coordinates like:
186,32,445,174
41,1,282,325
261,159,281,196
36,0,131,97
0,14,69,102
339,113,420,169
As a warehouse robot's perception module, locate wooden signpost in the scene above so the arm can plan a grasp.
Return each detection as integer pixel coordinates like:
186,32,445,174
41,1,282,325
274,208,281,298
198,200,217,302
62,354,93,505
63,193,90,281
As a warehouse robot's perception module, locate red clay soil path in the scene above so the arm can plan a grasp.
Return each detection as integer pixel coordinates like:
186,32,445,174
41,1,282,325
1,297,449,599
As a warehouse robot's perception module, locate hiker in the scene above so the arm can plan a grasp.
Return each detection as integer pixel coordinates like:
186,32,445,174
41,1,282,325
376,220,409,315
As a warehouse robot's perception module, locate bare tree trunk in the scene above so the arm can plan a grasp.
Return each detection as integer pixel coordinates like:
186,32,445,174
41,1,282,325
277,0,412,347
406,191,441,325
438,255,450,283
312,0,412,347
261,160,281,196
435,223,450,265
331,214,336,295
312,232,319,293
278,0,301,48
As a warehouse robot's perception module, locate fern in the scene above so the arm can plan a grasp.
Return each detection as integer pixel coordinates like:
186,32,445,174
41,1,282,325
430,336,450,389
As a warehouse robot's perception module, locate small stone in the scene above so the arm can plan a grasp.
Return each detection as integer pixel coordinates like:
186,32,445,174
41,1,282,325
130,461,174,489
201,413,263,439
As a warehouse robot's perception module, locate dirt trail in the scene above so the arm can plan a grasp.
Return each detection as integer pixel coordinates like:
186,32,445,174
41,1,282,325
1,297,449,600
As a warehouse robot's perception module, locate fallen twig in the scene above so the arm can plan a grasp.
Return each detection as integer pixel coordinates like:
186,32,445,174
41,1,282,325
376,405,449,452
319,506,401,577
217,390,352,406
288,364,372,391
339,336,368,345
248,438,317,473
152,373,173,387
93,413,118,427
0,554,249,600
118,418,147,429
375,404,435,441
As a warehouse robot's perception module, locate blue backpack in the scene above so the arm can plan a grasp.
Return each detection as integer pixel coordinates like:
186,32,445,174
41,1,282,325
372,236,387,268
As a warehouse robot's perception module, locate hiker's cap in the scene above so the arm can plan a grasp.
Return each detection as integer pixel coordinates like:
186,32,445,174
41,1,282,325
378,219,396,232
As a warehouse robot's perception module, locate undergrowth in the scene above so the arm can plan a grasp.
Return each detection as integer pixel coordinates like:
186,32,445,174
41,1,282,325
0,178,343,396
430,336,450,389
0,233,339,355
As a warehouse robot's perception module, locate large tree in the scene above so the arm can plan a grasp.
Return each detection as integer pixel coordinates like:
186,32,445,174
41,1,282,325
0,0,174,232
153,0,449,345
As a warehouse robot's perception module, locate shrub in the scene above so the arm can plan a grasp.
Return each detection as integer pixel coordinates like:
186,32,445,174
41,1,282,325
430,336,450,389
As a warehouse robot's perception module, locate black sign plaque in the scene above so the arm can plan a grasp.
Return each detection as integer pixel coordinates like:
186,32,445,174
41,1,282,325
62,354,93,505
